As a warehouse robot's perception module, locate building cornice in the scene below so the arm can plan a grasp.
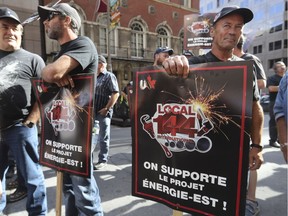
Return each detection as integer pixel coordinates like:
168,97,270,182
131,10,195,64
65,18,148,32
152,0,198,13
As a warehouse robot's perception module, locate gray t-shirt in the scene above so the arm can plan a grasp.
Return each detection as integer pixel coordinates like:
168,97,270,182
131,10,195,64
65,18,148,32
0,48,45,129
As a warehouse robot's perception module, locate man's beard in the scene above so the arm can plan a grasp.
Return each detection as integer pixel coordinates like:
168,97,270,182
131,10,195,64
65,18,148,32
46,26,62,40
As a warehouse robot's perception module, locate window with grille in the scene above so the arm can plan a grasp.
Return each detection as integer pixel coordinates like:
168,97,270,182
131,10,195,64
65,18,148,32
99,15,116,55
180,0,191,7
157,27,169,48
131,22,144,57
253,45,263,54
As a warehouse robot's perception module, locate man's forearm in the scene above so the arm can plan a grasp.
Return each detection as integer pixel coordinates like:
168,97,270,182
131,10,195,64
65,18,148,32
26,103,40,123
276,117,287,145
105,92,120,109
268,85,279,92
251,101,264,144
257,79,266,90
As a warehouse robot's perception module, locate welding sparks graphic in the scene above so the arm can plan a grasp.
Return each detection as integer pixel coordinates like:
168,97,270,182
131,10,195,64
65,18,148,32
202,18,211,26
161,76,248,140
63,88,90,123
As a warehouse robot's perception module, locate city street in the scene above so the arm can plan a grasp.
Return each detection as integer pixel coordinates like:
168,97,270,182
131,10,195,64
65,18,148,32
4,113,288,216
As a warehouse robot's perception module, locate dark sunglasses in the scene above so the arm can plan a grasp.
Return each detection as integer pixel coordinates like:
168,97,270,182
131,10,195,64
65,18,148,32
47,12,64,21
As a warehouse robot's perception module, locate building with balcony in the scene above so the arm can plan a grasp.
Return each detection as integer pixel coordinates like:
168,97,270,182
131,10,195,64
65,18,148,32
199,0,288,78
2,0,199,90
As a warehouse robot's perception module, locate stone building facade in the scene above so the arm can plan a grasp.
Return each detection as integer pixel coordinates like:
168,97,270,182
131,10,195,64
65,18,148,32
3,0,199,90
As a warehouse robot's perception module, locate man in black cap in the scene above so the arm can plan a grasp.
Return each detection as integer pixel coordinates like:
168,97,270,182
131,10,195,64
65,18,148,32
153,47,174,66
162,6,264,216
38,3,103,216
163,6,255,74
93,55,119,170
0,7,47,216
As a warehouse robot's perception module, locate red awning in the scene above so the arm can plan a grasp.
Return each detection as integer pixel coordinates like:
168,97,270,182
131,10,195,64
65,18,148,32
97,0,107,12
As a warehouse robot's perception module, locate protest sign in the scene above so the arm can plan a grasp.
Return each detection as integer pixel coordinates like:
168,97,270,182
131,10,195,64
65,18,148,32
184,13,215,50
31,73,95,178
132,61,253,216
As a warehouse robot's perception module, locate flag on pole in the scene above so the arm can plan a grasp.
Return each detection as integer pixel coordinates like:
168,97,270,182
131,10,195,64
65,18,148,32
110,0,121,28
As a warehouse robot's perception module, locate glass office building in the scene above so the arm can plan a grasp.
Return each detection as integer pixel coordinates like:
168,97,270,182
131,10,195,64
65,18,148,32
199,0,287,77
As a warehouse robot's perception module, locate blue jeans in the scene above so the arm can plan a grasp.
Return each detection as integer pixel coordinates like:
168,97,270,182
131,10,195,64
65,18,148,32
0,123,47,215
93,112,112,163
63,137,103,216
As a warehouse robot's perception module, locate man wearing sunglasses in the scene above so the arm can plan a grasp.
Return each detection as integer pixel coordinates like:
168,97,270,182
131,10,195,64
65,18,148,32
38,3,103,216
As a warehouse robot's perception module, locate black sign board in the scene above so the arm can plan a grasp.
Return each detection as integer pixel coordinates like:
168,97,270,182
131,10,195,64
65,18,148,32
132,61,253,216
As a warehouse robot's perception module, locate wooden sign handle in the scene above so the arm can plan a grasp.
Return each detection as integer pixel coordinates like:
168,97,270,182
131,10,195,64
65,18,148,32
173,210,183,216
56,171,63,216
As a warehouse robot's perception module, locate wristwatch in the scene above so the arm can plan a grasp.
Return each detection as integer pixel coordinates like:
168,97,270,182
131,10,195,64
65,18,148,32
250,143,263,151
22,121,35,128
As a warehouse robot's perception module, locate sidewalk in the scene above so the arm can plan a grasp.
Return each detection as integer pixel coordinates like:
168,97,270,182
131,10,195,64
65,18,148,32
4,123,288,216
5,126,183,216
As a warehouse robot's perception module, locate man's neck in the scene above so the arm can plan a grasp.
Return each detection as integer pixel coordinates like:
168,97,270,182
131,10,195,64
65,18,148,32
211,48,234,61
233,48,245,58
58,29,78,45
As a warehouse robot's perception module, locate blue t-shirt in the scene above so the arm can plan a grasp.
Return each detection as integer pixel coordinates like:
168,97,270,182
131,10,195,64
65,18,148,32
274,72,287,122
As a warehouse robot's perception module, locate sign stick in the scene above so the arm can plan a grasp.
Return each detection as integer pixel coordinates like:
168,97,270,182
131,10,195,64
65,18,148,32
21,0,62,26
56,171,63,216
173,210,183,216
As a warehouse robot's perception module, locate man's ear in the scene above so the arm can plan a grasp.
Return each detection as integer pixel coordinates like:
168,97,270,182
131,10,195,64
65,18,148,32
64,16,72,28
210,26,215,37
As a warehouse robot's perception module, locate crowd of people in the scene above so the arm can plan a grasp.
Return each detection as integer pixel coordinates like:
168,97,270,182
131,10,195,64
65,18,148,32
0,3,286,216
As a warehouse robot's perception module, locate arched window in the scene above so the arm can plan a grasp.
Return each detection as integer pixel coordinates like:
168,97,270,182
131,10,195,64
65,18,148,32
131,22,144,57
157,27,170,48
98,15,116,55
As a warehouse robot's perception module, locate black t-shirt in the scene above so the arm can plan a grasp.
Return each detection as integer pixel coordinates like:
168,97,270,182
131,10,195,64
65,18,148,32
267,74,283,102
0,48,45,130
241,53,266,81
54,36,98,75
188,51,260,101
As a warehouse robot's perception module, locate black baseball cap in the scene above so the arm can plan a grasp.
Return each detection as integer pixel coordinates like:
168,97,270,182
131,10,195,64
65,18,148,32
213,6,253,25
38,3,81,30
154,47,174,56
0,7,21,24
98,55,107,64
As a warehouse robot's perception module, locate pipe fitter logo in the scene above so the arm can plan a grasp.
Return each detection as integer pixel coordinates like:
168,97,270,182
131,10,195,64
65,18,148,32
45,100,76,136
140,103,214,158
187,21,209,35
